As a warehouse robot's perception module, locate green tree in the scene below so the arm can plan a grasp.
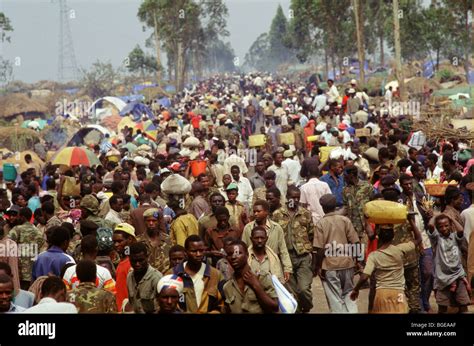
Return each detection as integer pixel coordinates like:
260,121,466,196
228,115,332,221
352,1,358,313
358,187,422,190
385,0,427,61
137,0,166,83
244,33,270,71
126,45,159,81
138,0,229,92
0,12,13,86
0,12,13,43
442,0,472,76
422,4,454,70
80,60,120,100
267,5,292,70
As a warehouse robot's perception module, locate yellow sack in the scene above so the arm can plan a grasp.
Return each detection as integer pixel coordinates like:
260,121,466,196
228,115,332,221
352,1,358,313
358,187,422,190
319,146,338,162
364,200,407,224
279,132,295,145
62,176,81,197
249,135,266,148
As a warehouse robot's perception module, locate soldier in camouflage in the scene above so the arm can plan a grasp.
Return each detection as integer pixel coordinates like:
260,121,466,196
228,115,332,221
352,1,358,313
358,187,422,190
80,194,114,230
271,186,314,312
8,207,44,290
67,260,117,313
342,166,373,247
137,208,170,273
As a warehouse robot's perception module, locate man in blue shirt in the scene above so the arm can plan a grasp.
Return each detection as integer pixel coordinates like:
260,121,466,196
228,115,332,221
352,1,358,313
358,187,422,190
320,159,345,208
32,226,75,281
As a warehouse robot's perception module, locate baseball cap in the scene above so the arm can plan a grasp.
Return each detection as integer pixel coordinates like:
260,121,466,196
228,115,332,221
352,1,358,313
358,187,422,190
226,183,238,191
114,223,136,239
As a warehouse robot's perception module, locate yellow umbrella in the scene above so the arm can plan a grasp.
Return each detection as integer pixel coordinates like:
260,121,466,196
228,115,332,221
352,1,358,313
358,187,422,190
117,117,136,133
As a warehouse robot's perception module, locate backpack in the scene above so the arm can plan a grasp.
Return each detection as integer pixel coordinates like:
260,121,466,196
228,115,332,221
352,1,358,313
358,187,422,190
96,227,113,252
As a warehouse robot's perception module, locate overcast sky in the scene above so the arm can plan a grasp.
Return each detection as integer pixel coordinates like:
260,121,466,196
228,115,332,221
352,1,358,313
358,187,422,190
0,0,291,83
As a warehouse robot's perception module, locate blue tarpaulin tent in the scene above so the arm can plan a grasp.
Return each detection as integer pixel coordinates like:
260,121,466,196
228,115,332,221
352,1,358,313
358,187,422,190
133,83,158,93
119,95,145,103
120,101,155,121
157,97,171,108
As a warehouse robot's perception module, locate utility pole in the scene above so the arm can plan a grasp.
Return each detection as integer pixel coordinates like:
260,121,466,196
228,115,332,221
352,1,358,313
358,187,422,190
392,0,406,101
57,0,79,82
352,0,365,85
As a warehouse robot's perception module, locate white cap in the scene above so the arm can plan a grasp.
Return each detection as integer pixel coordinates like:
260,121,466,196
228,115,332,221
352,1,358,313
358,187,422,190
350,79,357,85
348,88,356,94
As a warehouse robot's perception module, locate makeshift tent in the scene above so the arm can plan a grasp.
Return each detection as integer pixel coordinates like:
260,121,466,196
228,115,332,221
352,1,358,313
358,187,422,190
157,96,171,108
66,125,111,147
87,96,127,119
133,83,158,93
0,93,48,120
119,95,145,103
164,85,176,93
119,101,154,121
21,119,48,130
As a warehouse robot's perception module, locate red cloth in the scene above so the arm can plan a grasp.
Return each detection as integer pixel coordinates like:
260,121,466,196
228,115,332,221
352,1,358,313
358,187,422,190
191,115,201,129
365,224,378,261
342,95,349,114
115,257,131,311
304,120,316,153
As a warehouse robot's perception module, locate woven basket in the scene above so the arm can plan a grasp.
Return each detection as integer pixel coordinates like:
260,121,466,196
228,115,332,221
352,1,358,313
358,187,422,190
425,183,457,197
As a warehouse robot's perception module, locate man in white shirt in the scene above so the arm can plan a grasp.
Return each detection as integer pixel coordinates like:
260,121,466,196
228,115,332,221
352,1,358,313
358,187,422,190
23,277,77,313
337,123,352,144
320,123,333,144
313,88,327,114
282,150,301,186
327,79,340,101
385,86,393,104
223,146,248,176
105,194,124,228
268,151,292,199
299,165,332,224
230,165,253,210
424,153,443,180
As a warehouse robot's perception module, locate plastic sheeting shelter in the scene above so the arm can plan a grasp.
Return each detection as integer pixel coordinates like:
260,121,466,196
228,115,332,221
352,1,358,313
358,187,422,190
66,125,111,147
88,97,127,118
157,97,171,108
119,101,154,121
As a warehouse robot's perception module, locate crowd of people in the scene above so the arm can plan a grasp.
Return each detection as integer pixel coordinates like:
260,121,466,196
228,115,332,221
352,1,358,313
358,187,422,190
0,73,473,314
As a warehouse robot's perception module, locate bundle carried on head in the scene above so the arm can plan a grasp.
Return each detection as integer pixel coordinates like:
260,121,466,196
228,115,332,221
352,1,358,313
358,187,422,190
161,173,192,195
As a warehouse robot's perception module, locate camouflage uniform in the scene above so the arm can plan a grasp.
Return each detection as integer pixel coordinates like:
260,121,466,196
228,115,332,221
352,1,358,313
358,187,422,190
81,194,114,229
8,222,45,284
252,186,267,206
252,187,285,207
137,232,170,274
67,282,117,313
342,180,373,245
272,206,314,312
46,215,62,231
